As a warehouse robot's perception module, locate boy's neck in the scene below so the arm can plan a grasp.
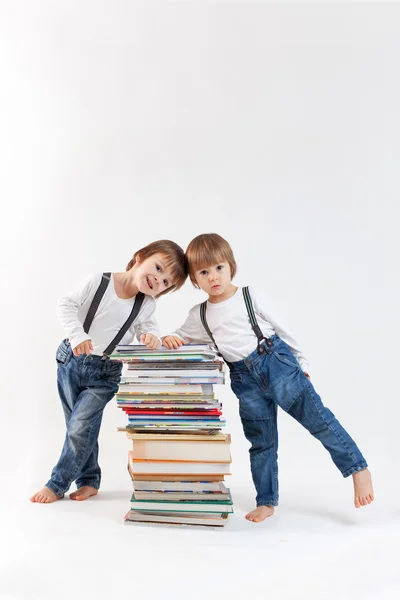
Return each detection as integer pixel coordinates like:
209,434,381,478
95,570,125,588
207,284,238,304
113,271,139,299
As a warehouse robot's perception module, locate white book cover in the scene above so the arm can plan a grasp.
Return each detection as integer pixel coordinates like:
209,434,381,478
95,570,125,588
131,439,231,462
124,370,224,378
118,383,213,395
129,456,231,475
132,481,228,492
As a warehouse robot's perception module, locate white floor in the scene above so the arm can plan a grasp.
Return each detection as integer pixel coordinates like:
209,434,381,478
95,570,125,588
1,468,399,600
1,387,398,600
2,367,398,600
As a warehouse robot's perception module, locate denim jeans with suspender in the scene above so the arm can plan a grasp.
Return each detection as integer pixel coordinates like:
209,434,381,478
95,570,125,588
46,274,144,497
200,288,368,507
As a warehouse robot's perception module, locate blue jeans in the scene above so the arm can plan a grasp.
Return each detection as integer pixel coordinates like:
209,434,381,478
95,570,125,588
46,339,122,497
229,336,367,507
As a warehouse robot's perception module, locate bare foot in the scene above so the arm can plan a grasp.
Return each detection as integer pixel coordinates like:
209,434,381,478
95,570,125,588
30,487,62,504
69,486,98,501
246,505,275,522
353,468,374,508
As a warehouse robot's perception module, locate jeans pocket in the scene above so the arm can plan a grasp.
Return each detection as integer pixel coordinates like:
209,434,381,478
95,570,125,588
229,373,243,399
56,340,72,366
230,372,242,384
273,352,299,369
103,360,122,382
273,341,300,370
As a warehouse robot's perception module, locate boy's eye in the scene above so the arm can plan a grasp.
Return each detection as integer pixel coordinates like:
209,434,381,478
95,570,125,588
216,265,223,271
199,270,208,276
163,279,168,287
156,264,161,272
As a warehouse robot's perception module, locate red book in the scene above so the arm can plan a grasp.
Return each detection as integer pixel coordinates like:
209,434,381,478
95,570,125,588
122,410,222,416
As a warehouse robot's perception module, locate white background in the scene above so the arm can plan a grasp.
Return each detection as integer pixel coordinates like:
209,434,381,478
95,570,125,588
0,2,399,599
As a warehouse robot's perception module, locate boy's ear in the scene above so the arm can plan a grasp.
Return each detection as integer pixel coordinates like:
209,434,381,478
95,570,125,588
135,253,142,265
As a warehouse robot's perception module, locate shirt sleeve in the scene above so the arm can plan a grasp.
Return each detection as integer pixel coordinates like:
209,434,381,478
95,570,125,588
57,273,99,351
132,297,161,345
250,287,310,373
165,305,211,345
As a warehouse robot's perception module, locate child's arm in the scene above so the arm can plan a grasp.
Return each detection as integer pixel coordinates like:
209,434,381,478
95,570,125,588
133,297,162,349
251,288,310,375
162,306,210,348
57,274,98,354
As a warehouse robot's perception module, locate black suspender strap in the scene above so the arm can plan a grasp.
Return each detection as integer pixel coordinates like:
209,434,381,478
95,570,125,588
242,286,264,343
242,286,273,353
199,288,273,359
82,272,145,360
83,273,111,334
200,301,222,357
102,292,145,359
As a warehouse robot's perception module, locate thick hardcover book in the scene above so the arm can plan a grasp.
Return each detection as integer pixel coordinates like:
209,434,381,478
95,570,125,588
132,489,230,501
129,493,233,513
128,454,231,475
129,470,225,483
130,436,231,462
124,510,229,527
125,432,230,442
132,480,229,492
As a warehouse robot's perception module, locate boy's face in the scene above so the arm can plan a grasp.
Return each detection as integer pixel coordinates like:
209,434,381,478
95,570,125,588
194,262,233,299
136,252,174,297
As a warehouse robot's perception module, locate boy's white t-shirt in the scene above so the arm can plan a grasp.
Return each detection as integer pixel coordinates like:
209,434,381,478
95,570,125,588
171,286,309,371
57,273,160,355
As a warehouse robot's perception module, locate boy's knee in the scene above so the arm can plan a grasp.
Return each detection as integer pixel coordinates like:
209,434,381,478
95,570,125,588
242,418,275,453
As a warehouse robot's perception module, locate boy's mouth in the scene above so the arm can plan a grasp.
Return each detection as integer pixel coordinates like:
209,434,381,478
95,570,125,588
146,276,153,290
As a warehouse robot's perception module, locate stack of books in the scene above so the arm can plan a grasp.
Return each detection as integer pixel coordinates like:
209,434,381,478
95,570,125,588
111,344,233,528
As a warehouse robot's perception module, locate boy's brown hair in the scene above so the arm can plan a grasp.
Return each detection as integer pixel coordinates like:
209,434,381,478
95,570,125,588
185,233,237,287
126,240,188,297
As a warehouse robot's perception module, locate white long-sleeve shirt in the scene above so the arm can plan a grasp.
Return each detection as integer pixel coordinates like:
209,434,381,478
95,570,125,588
57,273,160,355
170,286,309,371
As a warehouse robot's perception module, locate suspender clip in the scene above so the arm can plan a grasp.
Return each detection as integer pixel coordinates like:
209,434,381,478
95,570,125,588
258,337,273,354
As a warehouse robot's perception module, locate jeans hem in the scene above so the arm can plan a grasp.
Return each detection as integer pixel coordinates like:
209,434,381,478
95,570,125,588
342,462,368,478
45,480,65,498
256,500,279,507
75,480,100,490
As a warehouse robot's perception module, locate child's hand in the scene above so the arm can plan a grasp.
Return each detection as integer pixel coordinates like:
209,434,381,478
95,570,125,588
140,333,161,350
304,372,311,380
163,336,184,349
73,340,93,356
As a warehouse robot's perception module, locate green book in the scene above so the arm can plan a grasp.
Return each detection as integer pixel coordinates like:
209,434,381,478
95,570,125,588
129,492,234,514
